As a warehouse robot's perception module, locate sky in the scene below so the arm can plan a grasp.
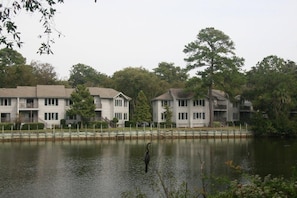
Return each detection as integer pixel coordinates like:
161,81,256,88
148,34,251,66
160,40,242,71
7,0,297,79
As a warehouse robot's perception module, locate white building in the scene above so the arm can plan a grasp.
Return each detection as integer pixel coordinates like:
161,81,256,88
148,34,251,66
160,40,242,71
0,85,131,128
152,88,241,128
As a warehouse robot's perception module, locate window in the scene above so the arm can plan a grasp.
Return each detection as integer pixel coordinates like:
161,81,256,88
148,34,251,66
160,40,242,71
1,113,11,122
44,112,59,120
193,99,205,107
45,98,58,106
124,113,128,120
161,100,171,107
178,112,188,120
161,112,166,120
66,99,73,106
193,112,206,120
124,100,128,107
115,99,122,107
115,113,122,120
0,98,11,106
178,100,187,107
233,113,239,120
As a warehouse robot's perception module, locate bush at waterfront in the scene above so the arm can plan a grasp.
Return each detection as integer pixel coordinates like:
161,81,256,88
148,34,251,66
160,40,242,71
122,161,297,198
0,123,14,130
21,123,45,130
0,122,45,130
211,174,297,198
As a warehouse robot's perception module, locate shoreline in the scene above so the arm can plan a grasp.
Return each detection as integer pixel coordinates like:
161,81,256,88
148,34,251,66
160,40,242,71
0,130,252,142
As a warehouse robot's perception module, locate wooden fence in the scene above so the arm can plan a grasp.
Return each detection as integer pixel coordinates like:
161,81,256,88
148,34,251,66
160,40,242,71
0,127,253,142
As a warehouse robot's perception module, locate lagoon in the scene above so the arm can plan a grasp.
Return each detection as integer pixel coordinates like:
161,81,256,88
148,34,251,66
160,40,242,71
0,138,296,197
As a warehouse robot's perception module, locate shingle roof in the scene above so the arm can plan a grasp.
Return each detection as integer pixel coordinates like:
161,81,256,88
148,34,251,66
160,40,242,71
0,88,19,97
212,89,227,100
0,85,130,99
16,86,37,97
169,88,194,99
37,85,67,98
88,87,119,98
152,92,172,101
152,88,227,101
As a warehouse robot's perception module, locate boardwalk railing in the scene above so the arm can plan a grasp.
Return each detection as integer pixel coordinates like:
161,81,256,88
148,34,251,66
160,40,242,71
0,128,253,142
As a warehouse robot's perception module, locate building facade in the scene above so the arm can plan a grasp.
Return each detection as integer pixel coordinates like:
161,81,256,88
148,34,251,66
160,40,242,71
152,88,245,128
0,85,130,128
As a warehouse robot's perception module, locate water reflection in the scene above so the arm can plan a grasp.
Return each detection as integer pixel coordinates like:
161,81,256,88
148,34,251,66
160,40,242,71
0,138,296,197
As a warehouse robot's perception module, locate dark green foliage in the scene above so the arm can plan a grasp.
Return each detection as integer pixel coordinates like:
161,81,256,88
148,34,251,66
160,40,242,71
0,48,26,66
88,121,108,129
163,105,173,127
124,121,136,127
112,67,167,105
21,123,45,130
184,27,244,127
69,63,112,87
60,119,66,128
0,48,59,87
153,62,188,88
157,122,176,128
133,90,152,123
0,123,14,130
67,85,96,126
244,55,297,136
212,174,297,198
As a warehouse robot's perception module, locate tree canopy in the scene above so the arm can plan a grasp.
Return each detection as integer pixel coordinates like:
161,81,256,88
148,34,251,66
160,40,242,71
243,55,297,136
0,48,59,87
153,62,188,88
184,27,244,127
112,67,167,104
68,63,112,88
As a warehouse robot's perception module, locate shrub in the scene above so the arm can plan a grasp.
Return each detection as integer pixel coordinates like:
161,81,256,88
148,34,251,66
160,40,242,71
211,174,297,198
60,119,66,128
0,123,14,130
21,123,44,130
88,121,108,129
125,121,136,127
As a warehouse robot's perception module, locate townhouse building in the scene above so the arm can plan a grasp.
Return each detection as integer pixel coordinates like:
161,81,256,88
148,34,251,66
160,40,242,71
152,88,251,128
0,85,130,128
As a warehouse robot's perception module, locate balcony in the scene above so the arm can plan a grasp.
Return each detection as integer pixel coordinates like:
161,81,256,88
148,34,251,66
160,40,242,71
240,106,252,112
214,104,227,110
95,103,102,109
19,102,38,108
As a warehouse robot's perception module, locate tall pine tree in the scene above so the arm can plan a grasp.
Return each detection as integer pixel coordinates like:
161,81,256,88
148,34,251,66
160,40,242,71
67,85,95,127
134,90,151,125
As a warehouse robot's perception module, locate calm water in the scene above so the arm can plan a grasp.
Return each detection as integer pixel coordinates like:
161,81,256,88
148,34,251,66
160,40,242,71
0,138,297,197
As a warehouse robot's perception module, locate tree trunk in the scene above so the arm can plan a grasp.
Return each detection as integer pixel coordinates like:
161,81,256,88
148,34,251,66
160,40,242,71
208,85,213,127
209,61,214,127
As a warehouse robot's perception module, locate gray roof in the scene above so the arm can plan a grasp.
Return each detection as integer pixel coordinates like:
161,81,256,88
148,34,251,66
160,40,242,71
37,85,67,98
153,88,226,101
169,88,194,99
0,85,130,99
152,91,172,101
212,89,227,101
89,87,131,100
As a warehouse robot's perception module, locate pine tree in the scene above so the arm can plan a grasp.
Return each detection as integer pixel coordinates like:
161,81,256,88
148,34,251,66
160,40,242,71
134,91,151,125
67,85,95,127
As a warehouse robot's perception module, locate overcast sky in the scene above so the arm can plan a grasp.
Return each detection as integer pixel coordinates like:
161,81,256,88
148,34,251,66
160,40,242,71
10,0,297,79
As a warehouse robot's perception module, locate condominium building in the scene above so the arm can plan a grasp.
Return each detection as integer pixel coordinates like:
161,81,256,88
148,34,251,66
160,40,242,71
152,88,249,128
0,85,131,128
